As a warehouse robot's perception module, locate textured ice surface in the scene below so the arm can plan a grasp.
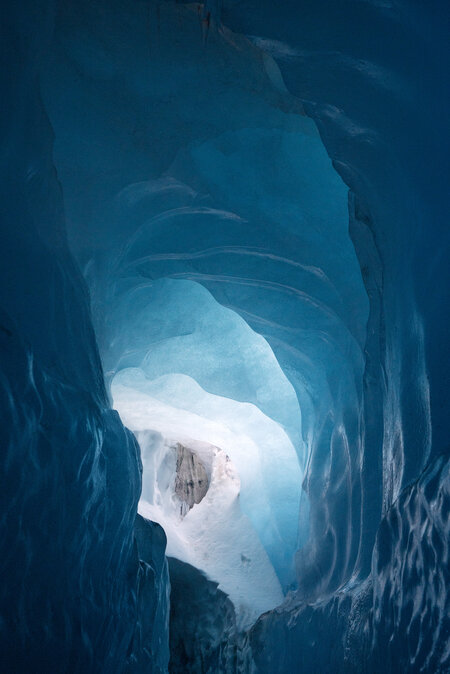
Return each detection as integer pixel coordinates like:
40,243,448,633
126,515,170,674
0,3,169,671
168,557,251,673
2,0,448,671
42,0,370,603
250,454,450,673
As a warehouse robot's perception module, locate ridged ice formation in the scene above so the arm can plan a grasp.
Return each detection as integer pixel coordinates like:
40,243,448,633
0,3,169,671
1,0,448,672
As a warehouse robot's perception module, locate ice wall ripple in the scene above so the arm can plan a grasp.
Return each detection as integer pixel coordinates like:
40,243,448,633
31,0,449,669
0,2,169,669
250,453,450,673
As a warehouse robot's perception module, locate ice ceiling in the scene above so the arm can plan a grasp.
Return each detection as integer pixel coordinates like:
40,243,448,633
2,0,448,671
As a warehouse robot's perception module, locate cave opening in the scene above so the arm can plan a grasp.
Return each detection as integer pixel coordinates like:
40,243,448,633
41,0,371,642
110,278,305,625
3,0,448,672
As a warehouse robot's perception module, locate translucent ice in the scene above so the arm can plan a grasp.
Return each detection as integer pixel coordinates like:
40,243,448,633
113,370,302,578
2,0,447,671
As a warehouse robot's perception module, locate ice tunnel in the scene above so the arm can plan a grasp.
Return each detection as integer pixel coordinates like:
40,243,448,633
1,1,449,673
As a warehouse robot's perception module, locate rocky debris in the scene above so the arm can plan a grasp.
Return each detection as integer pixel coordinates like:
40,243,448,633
174,443,209,516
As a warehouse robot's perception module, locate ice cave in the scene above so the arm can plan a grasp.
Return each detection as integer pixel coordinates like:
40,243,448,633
0,0,449,672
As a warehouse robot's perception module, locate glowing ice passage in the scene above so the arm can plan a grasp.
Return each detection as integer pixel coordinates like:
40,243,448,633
110,279,304,623
38,0,372,628
40,0,370,621
1,0,449,673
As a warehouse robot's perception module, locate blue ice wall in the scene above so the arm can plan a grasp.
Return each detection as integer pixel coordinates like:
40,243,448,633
168,556,251,673
41,0,370,600
0,3,169,671
1,0,448,672
220,1,450,671
40,1,449,669
222,0,450,575
250,453,449,673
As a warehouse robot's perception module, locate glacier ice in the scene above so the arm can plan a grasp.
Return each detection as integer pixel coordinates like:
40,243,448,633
0,3,169,671
136,431,284,629
1,0,449,672
106,277,304,456
41,0,370,604
113,368,302,590
168,556,251,673
106,274,304,603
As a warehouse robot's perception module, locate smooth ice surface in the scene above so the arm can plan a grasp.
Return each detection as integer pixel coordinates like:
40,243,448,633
108,277,305,458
